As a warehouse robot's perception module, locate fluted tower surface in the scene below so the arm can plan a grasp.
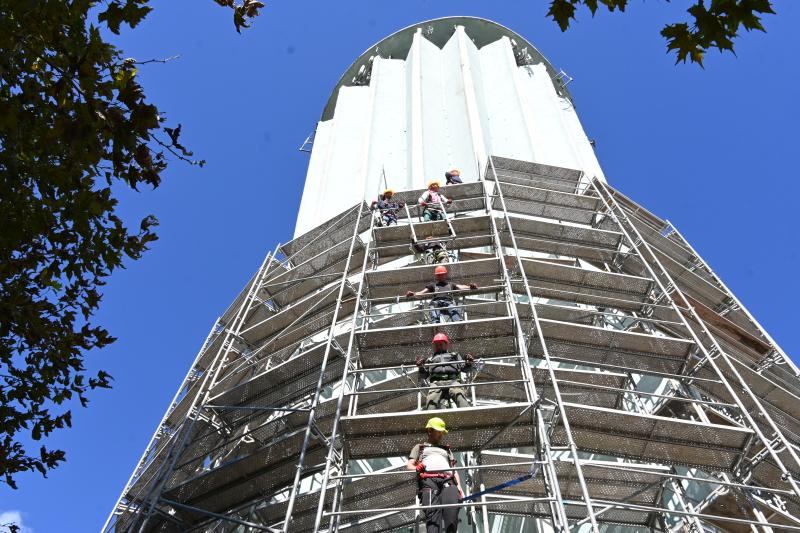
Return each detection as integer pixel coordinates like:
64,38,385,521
105,16,799,533
296,17,602,236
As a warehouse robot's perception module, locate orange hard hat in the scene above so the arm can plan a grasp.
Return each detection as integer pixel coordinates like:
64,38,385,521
434,265,448,276
432,333,449,344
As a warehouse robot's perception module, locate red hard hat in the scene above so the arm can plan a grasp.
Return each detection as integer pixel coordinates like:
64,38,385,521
434,265,448,276
432,333,449,344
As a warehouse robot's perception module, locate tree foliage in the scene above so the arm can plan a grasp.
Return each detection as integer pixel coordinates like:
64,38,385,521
0,0,776,497
546,0,775,65
0,0,261,489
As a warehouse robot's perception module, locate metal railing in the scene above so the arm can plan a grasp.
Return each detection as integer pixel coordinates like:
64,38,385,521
105,157,800,533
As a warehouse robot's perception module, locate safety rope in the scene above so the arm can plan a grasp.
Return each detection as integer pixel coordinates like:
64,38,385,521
459,462,540,502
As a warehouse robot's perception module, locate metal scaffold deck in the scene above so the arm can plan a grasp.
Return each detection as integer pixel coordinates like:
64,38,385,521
104,155,800,533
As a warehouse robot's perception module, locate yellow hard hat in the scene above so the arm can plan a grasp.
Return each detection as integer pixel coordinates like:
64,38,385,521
449,168,460,175
428,180,440,189
383,188,394,196
425,417,448,433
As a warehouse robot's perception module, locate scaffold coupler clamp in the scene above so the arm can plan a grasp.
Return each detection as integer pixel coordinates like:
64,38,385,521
707,345,720,360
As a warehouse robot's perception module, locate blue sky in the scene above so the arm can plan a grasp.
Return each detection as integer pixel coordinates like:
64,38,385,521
3,1,799,531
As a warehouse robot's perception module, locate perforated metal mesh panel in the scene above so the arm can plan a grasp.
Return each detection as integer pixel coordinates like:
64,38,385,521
108,156,799,533
552,403,753,471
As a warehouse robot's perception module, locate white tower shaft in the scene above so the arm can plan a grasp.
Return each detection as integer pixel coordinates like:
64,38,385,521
296,19,603,236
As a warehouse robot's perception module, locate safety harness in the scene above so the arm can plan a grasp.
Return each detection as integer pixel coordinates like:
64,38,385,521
421,190,446,211
429,281,457,304
374,198,400,220
419,351,469,384
416,442,456,479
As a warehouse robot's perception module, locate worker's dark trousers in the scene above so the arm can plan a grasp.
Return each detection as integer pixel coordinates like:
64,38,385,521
381,213,397,226
424,380,470,410
418,476,460,533
429,300,462,323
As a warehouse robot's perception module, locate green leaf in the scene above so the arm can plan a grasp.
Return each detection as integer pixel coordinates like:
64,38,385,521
547,0,577,31
662,22,706,65
0,0,234,488
544,0,775,65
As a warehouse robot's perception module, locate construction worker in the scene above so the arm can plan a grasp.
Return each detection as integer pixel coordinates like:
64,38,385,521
406,417,464,533
412,236,452,265
418,181,452,222
406,265,478,323
370,188,404,226
444,168,462,185
416,333,474,410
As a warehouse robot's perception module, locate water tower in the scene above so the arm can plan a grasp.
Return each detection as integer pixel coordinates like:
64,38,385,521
105,17,800,533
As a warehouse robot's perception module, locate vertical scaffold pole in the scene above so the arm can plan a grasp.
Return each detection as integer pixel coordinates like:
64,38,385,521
131,247,279,532
589,176,800,501
666,219,798,377
306,209,375,533
489,156,600,532
481,160,571,532
282,203,373,532
101,316,221,533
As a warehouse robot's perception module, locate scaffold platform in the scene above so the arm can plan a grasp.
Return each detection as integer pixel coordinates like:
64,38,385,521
106,155,800,533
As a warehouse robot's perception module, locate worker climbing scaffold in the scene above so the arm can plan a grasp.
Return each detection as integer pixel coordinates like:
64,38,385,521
412,236,454,264
405,265,478,323
416,333,474,410
406,417,464,533
444,168,462,185
370,188,405,226
418,181,452,222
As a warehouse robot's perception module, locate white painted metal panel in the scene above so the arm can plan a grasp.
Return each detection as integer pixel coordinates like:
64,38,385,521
295,20,605,236
365,58,409,195
480,37,535,164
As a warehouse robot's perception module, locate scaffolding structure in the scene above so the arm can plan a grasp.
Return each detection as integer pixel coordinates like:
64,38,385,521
104,156,800,533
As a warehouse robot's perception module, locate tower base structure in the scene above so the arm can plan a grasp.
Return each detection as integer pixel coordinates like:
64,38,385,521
105,157,800,533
